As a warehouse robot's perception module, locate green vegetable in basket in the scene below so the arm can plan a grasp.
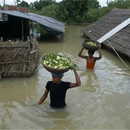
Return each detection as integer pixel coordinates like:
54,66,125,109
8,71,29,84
43,53,75,70
86,41,96,46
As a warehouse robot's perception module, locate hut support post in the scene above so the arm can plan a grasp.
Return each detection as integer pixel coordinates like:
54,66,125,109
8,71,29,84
22,18,24,41
0,37,3,42
31,21,33,37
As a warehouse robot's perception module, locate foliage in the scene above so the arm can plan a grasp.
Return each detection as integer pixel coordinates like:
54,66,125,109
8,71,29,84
28,0,130,25
107,0,130,9
88,0,101,9
29,0,56,10
55,0,100,23
16,0,21,5
39,4,57,18
18,1,29,8
83,7,112,24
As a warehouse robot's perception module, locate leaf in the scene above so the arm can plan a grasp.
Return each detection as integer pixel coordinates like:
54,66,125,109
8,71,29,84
68,63,75,70
60,56,68,61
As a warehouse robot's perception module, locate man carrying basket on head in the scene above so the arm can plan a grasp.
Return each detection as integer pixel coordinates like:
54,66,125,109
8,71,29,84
37,66,81,108
78,45,102,69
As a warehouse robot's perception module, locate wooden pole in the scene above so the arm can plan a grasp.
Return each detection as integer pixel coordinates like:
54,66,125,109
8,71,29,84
3,0,6,41
31,21,33,37
22,18,24,41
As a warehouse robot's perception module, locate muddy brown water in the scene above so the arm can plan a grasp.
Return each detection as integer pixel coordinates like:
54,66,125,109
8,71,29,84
0,25,130,129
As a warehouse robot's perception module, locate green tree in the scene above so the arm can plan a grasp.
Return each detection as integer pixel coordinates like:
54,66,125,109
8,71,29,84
30,0,56,10
16,0,21,5
83,7,111,23
55,0,100,23
107,0,130,8
40,4,57,18
18,1,29,8
88,0,101,9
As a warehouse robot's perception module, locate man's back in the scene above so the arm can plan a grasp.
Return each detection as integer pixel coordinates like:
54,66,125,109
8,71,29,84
46,81,70,108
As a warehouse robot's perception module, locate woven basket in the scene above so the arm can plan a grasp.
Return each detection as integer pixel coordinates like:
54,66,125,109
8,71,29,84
82,39,100,51
41,54,70,74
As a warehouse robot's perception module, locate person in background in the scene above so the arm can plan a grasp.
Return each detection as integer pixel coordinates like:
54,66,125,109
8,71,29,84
78,45,102,69
37,68,81,108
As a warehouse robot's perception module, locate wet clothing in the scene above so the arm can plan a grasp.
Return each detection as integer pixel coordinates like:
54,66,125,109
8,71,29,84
46,81,71,108
86,57,95,69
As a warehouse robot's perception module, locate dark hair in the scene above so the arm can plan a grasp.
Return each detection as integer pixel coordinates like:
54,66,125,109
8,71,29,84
88,50,95,55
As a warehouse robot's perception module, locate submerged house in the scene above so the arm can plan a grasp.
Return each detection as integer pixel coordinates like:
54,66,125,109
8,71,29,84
82,8,130,61
0,5,65,40
0,5,65,78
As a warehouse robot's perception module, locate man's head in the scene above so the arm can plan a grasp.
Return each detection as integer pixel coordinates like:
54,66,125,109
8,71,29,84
88,50,95,57
51,73,64,83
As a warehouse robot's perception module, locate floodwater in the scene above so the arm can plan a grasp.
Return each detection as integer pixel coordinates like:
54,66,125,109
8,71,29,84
0,25,130,130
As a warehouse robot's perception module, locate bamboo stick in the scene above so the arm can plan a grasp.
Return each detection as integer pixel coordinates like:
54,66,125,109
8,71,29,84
0,46,29,48
0,61,29,65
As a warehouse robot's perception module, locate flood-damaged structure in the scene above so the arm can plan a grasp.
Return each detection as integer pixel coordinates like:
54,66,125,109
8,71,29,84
82,8,130,61
0,5,65,78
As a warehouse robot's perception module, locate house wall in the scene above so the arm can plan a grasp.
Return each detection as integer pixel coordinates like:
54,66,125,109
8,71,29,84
0,15,29,41
6,5,29,13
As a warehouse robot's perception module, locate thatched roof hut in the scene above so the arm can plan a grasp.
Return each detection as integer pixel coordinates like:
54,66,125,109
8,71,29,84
82,8,130,61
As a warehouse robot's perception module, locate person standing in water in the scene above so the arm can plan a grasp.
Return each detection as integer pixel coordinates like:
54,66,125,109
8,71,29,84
78,46,102,69
37,68,81,108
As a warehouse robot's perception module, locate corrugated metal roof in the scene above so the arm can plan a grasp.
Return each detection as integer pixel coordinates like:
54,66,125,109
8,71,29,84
0,10,65,38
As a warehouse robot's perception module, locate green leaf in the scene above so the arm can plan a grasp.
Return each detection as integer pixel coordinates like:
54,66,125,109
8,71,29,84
68,63,75,70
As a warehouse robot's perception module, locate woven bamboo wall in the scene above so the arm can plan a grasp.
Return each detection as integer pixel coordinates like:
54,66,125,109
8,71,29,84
0,39,39,78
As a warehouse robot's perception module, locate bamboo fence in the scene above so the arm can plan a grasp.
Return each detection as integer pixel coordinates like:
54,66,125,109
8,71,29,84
0,38,39,78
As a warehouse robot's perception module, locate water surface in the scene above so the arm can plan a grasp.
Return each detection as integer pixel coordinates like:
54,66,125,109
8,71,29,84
0,25,130,129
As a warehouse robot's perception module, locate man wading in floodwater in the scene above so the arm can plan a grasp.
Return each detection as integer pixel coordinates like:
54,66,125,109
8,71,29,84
78,46,102,69
36,67,81,108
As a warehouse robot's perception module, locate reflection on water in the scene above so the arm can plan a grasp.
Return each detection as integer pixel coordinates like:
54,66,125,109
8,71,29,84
0,25,130,129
